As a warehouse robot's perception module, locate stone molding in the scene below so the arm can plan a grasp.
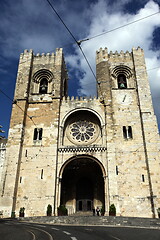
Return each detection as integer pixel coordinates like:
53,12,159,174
58,146,107,153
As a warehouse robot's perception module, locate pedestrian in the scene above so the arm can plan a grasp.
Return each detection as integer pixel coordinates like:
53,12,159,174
96,207,100,216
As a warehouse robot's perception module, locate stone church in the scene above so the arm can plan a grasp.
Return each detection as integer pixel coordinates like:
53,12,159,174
0,47,160,218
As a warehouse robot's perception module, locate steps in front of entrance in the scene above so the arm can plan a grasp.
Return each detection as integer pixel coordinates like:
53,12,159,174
19,216,160,228
72,211,93,216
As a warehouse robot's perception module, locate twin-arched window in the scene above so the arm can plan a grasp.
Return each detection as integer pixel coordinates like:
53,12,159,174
32,69,53,95
112,65,132,89
32,69,68,96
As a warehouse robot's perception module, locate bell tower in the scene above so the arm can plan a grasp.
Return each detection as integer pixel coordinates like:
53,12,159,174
96,47,160,218
0,48,68,217
14,48,68,101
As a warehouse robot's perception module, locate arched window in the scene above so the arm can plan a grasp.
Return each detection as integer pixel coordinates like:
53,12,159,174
118,74,127,89
32,69,54,95
123,126,133,139
33,128,43,141
39,78,48,94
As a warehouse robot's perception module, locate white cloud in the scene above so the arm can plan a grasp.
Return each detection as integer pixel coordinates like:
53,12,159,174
0,0,160,134
66,0,160,105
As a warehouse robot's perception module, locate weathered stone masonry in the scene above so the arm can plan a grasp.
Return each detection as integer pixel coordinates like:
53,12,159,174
0,47,160,218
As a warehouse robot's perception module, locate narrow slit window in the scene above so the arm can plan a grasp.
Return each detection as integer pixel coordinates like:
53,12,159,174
20,177,22,183
33,128,43,141
128,126,133,139
33,128,37,140
39,128,43,140
116,166,118,175
123,126,127,139
41,169,43,179
142,174,145,182
25,150,27,157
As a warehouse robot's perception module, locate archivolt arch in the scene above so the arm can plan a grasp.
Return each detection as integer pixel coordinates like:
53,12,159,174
111,65,132,79
32,69,54,83
31,69,54,94
59,154,107,179
61,108,104,128
61,109,103,146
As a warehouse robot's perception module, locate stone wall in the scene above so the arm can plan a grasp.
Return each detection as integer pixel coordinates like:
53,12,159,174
0,47,159,218
96,47,160,218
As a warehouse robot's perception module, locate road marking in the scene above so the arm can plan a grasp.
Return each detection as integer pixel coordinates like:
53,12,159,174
34,224,46,228
28,226,53,240
27,230,36,240
63,231,71,235
51,227,59,231
110,235,121,240
85,228,93,231
71,237,77,240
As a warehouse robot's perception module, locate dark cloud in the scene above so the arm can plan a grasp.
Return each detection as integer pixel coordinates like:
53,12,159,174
0,0,160,136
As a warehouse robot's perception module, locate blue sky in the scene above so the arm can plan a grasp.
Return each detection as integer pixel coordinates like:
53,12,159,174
0,0,160,137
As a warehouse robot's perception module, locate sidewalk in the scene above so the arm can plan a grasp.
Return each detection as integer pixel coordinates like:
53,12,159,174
19,215,160,229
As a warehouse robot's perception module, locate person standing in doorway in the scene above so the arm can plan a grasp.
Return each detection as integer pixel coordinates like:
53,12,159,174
96,207,100,216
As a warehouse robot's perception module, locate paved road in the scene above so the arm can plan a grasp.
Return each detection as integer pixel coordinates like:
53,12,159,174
0,219,160,240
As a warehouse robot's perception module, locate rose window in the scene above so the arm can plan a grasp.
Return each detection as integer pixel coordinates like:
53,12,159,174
67,120,99,145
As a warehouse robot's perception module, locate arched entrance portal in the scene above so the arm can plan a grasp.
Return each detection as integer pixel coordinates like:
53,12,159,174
76,177,93,211
60,157,105,214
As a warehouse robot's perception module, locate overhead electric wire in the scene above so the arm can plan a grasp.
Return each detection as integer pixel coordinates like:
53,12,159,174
147,66,160,71
45,0,160,100
1,2,159,128
82,10,160,42
0,88,37,127
78,45,96,79
50,9,160,50
45,0,97,78
77,64,160,88
45,0,105,98
0,88,45,159
46,0,78,44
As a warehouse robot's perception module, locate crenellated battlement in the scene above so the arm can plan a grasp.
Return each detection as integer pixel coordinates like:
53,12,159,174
35,52,54,57
132,46,144,52
20,48,63,60
108,50,131,58
20,49,33,60
62,95,98,102
2,45,160,219
96,46,144,64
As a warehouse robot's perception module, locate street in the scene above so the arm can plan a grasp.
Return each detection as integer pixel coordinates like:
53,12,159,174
0,219,160,240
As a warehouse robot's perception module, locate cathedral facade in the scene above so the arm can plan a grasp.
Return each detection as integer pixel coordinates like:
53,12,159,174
0,47,160,218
